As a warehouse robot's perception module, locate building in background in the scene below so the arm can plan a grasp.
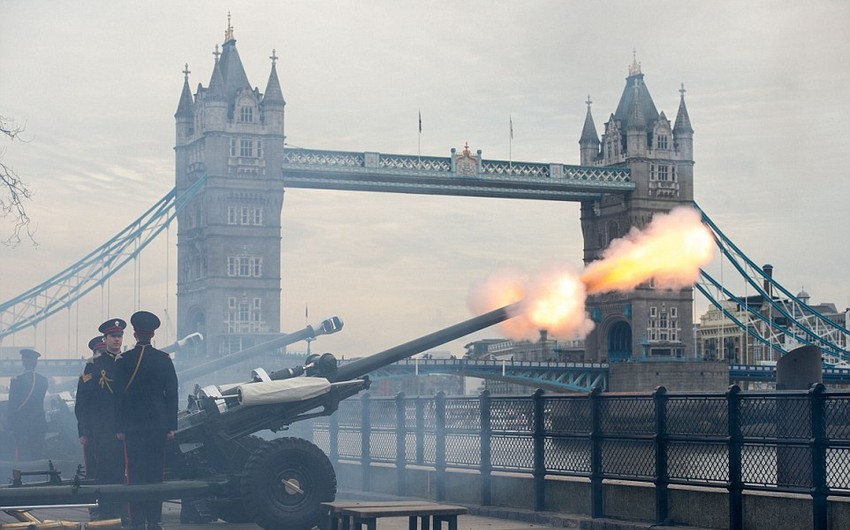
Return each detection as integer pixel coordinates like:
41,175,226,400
578,57,695,363
174,23,286,357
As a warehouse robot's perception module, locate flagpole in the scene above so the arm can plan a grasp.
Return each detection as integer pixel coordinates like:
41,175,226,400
509,115,513,170
418,109,422,161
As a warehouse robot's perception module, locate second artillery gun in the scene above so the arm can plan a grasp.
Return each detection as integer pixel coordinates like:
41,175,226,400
0,303,519,530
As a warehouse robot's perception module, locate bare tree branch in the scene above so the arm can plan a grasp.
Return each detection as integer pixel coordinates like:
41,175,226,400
1,114,36,247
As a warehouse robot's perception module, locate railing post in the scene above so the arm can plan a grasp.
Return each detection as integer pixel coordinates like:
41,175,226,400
727,385,743,530
435,391,447,501
329,409,340,466
361,392,372,492
810,383,828,530
532,389,546,512
589,386,604,518
396,392,407,497
416,396,425,465
479,389,492,506
654,386,669,524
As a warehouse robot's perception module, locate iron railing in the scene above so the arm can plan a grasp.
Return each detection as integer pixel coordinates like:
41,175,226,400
311,385,850,530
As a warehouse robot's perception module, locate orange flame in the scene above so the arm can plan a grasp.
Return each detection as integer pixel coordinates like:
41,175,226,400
580,207,714,295
468,207,714,341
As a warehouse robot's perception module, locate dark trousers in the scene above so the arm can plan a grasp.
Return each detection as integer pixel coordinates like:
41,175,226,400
91,430,125,520
123,430,167,526
13,426,45,461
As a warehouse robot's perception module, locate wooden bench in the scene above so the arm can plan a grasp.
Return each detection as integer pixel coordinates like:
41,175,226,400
322,500,468,530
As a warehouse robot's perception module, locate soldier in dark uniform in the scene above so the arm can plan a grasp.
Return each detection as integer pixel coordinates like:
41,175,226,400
75,320,127,522
7,348,49,461
114,311,178,530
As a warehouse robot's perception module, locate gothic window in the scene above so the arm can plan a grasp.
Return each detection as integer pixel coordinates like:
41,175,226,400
240,139,253,157
257,141,263,159
657,165,669,181
239,106,254,123
657,134,668,149
227,206,238,225
226,256,263,277
240,207,250,225
252,208,263,225
230,139,237,157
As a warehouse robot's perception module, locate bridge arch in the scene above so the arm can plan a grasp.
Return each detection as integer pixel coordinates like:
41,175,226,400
606,319,632,363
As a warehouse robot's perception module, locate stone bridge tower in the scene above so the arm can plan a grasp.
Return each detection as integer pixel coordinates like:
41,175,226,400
174,21,286,357
579,58,695,362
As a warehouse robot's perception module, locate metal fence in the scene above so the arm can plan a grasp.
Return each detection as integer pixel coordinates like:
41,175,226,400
311,384,850,530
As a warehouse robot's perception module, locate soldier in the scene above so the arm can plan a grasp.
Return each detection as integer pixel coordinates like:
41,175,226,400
114,310,178,530
75,321,127,522
7,348,49,461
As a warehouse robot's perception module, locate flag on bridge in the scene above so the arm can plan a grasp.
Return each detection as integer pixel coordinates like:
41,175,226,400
510,115,514,140
418,110,422,133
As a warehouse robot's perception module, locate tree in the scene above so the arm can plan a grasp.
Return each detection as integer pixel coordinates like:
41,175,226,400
1,115,34,246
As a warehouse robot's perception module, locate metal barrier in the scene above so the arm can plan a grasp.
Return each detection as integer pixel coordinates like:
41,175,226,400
312,385,850,530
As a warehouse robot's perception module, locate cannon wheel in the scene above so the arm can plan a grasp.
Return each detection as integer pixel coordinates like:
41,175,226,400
240,436,336,530
213,435,268,524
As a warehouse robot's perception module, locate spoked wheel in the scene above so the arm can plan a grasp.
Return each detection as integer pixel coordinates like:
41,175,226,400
240,437,337,530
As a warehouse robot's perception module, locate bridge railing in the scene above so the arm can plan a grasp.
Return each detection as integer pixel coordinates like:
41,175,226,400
311,385,850,529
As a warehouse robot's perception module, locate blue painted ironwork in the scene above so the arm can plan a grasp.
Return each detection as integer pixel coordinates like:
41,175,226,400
282,148,633,201
0,175,208,342
696,202,850,364
358,358,609,392
316,385,850,529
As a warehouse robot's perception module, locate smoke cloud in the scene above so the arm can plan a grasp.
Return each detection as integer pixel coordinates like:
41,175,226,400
468,206,714,341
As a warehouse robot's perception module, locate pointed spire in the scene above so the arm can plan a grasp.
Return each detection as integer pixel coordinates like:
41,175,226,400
175,63,195,117
262,49,285,107
207,49,226,101
580,94,599,144
628,48,642,77
627,84,645,131
674,82,694,133
224,11,235,43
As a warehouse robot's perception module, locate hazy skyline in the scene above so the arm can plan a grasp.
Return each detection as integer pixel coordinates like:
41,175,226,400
2,1,849,360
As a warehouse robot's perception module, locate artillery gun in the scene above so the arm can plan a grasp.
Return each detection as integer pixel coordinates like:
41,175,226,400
0,303,518,530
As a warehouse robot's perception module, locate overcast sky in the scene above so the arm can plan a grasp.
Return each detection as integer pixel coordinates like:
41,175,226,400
2,1,849,360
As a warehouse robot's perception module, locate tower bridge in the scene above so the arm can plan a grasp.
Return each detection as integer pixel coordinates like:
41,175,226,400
2,24,848,377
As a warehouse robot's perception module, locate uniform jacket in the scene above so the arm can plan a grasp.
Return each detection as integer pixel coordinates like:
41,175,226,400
7,370,48,430
74,352,120,437
113,342,178,433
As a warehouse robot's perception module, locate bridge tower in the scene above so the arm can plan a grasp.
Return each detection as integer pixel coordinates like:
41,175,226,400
174,20,286,356
579,57,695,362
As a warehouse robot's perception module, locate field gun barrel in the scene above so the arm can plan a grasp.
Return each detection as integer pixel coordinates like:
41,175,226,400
332,301,519,382
178,317,343,382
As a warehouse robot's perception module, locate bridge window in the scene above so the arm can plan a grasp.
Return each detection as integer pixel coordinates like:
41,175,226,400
240,139,253,157
230,139,237,157
239,106,254,123
225,296,264,334
227,256,263,277
227,206,264,226
656,134,668,149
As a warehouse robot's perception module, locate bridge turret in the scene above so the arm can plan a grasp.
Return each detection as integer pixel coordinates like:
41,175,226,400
579,95,600,165
673,83,694,161
203,51,228,132
175,64,195,146
260,50,285,133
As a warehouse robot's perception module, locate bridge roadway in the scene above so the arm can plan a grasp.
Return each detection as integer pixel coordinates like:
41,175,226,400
7,357,850,391
281,147,634,201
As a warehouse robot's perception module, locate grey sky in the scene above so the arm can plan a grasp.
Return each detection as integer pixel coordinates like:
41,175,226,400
2,1,849,359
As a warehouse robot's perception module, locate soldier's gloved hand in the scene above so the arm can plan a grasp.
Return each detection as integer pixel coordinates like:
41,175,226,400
79,436,89,446
116,432,125,441
166,430,175,441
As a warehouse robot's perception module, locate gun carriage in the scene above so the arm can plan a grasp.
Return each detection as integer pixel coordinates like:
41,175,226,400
0,303,518,530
